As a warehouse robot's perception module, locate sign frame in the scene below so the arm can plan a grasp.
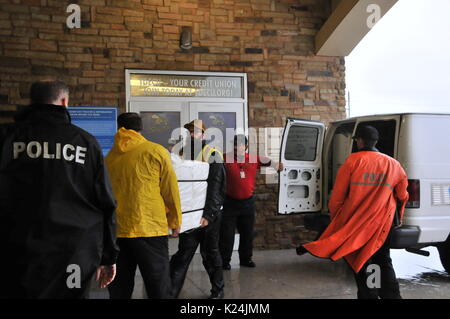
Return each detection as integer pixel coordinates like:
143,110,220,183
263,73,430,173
125,69,249,154
125,69,248,105
68,106,118,156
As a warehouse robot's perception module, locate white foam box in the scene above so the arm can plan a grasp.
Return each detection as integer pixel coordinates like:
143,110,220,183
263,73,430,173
178,181,208,212
171,153,209,180
171,154,210,233
179,210,204,233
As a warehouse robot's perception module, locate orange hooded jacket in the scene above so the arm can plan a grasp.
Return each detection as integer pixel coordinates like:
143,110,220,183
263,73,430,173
303,150,409,273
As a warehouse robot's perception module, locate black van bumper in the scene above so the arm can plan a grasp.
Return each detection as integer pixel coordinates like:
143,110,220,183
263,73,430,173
389,226,421,249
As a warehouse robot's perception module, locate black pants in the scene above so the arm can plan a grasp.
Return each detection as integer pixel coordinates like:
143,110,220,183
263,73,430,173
219,196,256,265
108,236,171,299
353,227,401,299
0,264,92,299
170,215,224,298
0,243,95,299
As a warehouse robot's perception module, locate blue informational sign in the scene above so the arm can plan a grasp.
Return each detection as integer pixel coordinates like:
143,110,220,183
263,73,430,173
68,107,117,156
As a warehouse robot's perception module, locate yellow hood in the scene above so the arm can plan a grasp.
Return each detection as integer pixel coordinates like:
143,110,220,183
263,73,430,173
105,129,182,238
113,127,146,153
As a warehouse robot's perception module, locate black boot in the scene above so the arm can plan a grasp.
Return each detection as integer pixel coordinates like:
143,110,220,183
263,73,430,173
240,260,256,268
208,290,224,299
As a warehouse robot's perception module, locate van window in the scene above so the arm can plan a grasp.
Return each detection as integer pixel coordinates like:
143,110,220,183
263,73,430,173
352,120,396,157
328,122,355,193
284,126,319,161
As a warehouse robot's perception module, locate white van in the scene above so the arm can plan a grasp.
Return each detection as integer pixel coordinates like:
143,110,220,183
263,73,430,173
278,113,450,273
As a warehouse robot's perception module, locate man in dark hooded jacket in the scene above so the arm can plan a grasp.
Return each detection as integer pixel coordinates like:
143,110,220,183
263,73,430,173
169,120,226,299
0,80,119,299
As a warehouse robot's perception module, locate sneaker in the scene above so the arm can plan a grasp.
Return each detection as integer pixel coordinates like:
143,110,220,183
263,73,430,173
240,260,256,268
208,290,224,299
222,263,231,270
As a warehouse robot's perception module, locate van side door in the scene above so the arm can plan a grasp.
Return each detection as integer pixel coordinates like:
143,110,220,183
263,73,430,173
322,121,356,213
278,118,325,214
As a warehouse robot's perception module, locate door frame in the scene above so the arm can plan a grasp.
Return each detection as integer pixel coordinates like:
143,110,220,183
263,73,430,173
352,115,402,158
321,115,402,213
190,102,246,153
125,69,248,144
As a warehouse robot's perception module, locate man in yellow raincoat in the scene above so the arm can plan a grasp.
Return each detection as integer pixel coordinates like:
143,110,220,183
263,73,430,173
105,113,182,299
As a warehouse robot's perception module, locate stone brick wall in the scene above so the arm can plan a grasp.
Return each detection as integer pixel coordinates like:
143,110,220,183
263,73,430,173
0,0,346,249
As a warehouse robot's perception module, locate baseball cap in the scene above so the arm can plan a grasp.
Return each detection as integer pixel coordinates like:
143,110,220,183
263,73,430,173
353,125,379,141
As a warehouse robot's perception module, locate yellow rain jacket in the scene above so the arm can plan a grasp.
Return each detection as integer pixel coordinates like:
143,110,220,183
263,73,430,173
105,128,182,238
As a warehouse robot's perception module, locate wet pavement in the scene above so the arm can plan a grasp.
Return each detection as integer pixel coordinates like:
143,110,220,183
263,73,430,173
392,247,450,299
89,241,450,299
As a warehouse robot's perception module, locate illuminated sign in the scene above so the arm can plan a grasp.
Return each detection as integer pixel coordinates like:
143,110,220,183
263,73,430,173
130,73,243,98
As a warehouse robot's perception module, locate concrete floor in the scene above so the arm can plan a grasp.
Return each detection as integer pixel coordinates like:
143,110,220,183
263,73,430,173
88,240,450,299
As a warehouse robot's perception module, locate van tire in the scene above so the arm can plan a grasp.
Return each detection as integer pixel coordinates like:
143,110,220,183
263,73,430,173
437,237,450,273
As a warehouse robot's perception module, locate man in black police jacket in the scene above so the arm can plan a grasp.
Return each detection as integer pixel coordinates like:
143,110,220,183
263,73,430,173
0,80,119,299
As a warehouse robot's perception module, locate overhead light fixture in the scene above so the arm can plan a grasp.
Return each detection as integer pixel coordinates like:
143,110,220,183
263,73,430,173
180,26,192,50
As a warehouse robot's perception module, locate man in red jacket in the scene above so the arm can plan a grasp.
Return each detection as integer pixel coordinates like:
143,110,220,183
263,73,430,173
220,134,283,270
302,125,409,299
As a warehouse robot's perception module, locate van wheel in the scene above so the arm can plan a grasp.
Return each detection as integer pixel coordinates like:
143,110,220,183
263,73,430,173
437,237,450,273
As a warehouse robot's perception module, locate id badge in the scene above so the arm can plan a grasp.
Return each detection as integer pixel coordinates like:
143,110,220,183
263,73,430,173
240,171,246,179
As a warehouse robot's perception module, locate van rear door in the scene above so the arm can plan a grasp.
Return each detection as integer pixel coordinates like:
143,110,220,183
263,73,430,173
278,118,325,214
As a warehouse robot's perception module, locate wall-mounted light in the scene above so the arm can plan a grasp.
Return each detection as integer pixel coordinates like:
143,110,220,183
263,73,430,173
180,26,192,50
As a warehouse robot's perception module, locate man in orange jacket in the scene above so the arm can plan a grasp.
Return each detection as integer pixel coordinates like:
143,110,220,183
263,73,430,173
302,125,409,299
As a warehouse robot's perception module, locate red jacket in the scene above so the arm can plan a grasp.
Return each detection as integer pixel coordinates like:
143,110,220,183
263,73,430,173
303,150,409,273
